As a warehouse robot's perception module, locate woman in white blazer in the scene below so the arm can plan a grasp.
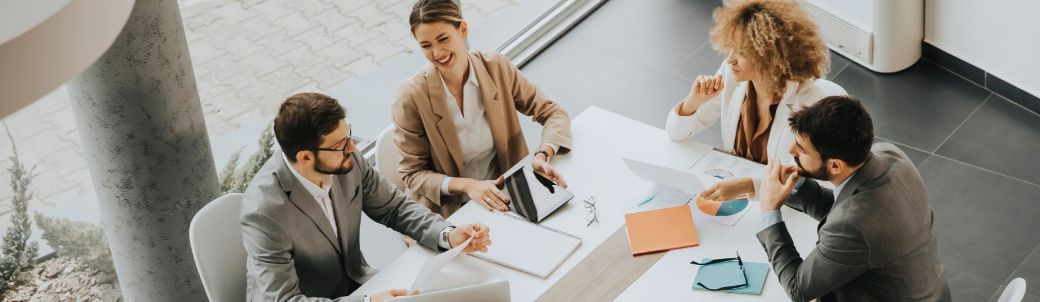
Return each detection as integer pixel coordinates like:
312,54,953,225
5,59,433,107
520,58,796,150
667,0,847,200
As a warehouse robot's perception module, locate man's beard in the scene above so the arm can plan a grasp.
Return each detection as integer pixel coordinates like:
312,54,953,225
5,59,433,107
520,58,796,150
314,154,352,175
794,156,831,181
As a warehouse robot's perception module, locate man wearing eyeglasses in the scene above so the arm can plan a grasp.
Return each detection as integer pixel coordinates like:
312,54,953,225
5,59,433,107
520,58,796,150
707,96,950,301
240,93,491,302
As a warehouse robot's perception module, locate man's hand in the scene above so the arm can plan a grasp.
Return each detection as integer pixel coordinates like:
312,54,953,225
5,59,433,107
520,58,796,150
532,157,568,188
371,289,418,302
700,176,754,201
449,223,490,253
758,160,799,212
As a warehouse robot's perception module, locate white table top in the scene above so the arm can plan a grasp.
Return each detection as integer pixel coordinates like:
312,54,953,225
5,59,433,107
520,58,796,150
614,203,819,301
353,106,818,301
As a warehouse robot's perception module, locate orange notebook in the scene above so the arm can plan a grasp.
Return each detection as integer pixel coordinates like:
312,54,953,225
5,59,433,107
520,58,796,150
624,205,699,256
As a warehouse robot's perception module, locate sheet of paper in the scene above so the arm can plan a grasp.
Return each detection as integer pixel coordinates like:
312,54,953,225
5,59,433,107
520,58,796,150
688,150,767,179
410,237,472,291
633,184,694,211
623,158,718,196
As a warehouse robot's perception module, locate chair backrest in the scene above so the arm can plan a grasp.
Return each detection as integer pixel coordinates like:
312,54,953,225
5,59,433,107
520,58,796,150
363,125,410,269
375,125,405,190
190,193,246,302
998,278,1027,302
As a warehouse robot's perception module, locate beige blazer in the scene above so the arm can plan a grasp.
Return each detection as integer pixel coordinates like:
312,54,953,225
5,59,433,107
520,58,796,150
391,51,572,217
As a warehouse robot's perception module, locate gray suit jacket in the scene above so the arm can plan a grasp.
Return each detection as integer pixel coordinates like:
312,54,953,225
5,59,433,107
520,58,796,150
757,143,951,302
241,153,452,301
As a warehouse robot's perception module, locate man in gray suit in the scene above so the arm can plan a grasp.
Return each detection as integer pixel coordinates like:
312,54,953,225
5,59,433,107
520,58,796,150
755,96,950,301
241,93,491,302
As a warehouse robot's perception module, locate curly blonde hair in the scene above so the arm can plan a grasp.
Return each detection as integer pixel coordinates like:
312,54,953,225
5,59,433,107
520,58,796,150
710,0,829,98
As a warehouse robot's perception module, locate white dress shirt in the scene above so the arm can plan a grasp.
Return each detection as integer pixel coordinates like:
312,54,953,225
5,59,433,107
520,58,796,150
282,154,338,237
436,59,558,195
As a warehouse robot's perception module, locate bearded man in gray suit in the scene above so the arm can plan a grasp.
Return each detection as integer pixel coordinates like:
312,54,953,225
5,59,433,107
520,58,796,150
704,96,950,301
759,96,951,301
241,93,491,302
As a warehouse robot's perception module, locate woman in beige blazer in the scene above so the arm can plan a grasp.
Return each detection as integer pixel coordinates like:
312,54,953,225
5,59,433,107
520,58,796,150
391,0,572,217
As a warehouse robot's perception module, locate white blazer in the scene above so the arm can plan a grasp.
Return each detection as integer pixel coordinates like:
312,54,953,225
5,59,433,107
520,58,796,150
666,61,847,165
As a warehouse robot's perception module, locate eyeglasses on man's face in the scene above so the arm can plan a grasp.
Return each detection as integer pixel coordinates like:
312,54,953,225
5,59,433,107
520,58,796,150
312,125,354,157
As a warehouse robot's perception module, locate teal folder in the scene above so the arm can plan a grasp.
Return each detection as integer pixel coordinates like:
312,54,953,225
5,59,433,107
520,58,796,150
691,258,769,295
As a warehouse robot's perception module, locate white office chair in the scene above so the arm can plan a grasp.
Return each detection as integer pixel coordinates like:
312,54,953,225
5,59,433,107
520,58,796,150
997,278,1027,302
375,125,405,190
361,125,409,270
189,193,246,302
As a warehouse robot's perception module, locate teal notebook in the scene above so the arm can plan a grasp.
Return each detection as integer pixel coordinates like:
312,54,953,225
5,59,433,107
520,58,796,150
691,258,769,295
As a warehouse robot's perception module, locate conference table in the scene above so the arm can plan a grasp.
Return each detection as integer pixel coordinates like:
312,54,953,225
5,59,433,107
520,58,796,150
353,106,819,301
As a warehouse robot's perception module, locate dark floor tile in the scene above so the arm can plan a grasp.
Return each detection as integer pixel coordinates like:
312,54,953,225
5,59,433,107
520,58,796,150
552,0,721,75
827,50,851,80
1008,244,1040,297
833,60,990,151
522,42,693,130
919,156,1040,283
936,95,1040,186
671,42,726,81
875,137,929,166
947,267,1001,302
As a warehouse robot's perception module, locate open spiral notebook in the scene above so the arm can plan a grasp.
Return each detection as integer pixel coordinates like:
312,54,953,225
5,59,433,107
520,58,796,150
448,203,582,278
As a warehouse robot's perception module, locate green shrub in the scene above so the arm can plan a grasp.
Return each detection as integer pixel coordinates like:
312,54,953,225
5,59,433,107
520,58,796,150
32,213,116,284
219,124,275,194
0,125,39,295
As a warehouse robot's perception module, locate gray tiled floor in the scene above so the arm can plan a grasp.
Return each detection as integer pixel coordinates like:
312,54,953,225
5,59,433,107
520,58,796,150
521,0,1040,300
920,156,1040,283
936,94,1040,185
833,60,992,153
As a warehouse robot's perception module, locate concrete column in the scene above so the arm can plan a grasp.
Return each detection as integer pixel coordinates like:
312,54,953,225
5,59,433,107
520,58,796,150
66,0,218,300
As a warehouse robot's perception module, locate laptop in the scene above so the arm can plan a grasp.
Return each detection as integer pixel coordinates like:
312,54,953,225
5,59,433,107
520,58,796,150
390,280,510,302
498,166,574,223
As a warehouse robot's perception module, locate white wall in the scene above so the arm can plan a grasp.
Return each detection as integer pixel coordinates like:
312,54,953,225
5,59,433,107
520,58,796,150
812,0,1039,97
925,0,1040,97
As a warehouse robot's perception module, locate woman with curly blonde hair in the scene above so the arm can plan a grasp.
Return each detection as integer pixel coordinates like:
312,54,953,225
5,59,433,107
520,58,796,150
668,0,848,202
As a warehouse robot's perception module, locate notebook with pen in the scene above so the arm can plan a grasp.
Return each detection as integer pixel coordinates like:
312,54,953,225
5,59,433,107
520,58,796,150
692,258,769,295
448,203,582,278
624,205,699,256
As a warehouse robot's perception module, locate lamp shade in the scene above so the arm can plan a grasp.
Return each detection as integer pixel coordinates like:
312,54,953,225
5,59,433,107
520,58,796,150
0,0,134,117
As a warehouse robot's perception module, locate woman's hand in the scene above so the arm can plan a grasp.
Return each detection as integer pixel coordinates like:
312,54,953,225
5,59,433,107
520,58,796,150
461,177,510,211
532,157,568,188
700,176,754,201
678,74,724,115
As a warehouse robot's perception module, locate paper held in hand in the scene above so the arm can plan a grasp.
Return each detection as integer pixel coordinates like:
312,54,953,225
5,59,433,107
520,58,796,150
411,238,473,291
